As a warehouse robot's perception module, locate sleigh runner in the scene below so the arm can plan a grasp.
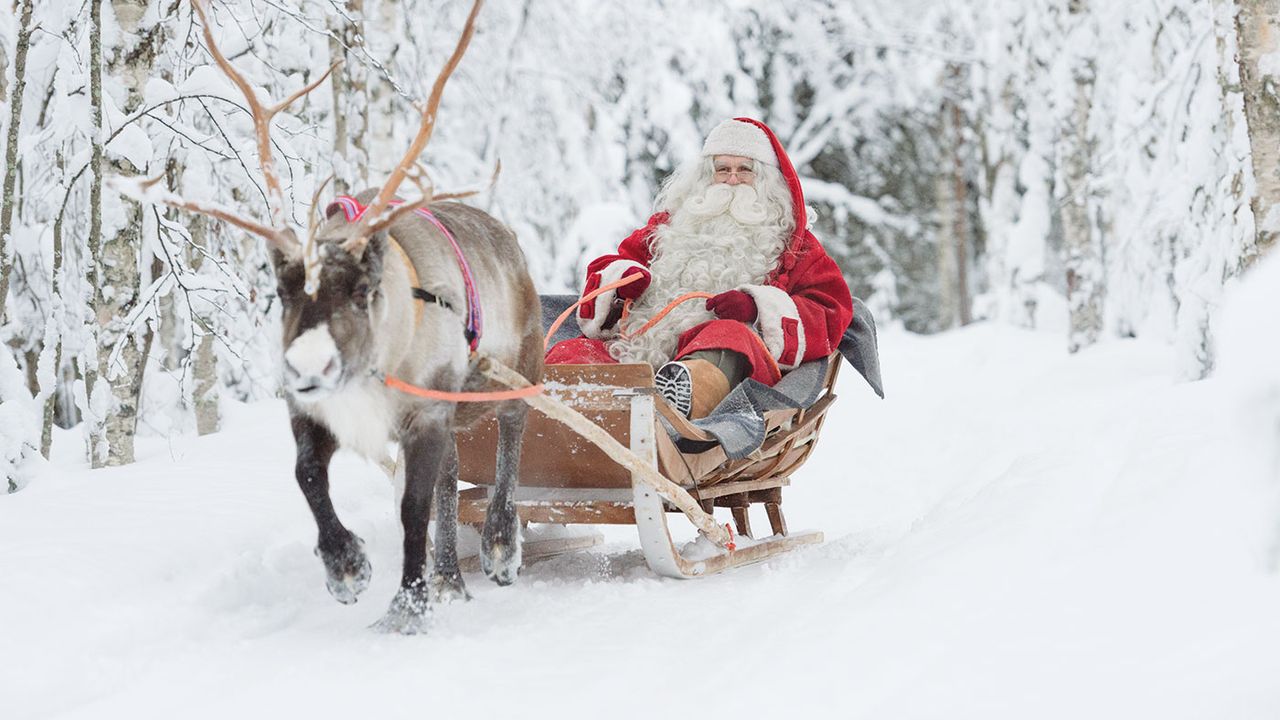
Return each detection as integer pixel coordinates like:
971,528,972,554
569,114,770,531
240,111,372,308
453,349,844,578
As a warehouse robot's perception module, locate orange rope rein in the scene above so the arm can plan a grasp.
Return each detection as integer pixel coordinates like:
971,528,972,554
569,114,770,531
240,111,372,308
543,272,644,348
619,291,714,340
541,280,781,375
383,374,544,402
543,274,721,348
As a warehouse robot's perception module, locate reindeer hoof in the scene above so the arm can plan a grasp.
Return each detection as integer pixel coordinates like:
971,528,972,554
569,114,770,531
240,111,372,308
480,536,522,586
317,536,371,605
428,572,472,604
371,583,432,635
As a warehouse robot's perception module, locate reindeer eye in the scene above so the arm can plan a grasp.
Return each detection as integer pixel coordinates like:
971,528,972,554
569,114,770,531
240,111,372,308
352,281,371,305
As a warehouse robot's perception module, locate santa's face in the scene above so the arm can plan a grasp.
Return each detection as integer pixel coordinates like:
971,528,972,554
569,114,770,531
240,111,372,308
712,154,756,186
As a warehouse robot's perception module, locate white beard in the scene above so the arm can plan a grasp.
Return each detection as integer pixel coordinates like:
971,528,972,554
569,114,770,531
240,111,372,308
608,183,788,368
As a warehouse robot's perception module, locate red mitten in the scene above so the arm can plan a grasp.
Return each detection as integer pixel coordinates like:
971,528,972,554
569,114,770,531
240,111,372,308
706,289,758,323
616,266,651,300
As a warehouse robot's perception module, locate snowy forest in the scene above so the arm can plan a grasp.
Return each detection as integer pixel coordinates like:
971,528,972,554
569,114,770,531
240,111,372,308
0,0,1276,481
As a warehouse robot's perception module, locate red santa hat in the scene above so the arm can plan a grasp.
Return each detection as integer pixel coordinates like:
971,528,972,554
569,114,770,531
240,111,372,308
702,118,778,166
702,117,809,249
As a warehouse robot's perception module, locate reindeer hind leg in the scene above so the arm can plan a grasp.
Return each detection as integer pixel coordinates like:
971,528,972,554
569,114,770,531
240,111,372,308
428,435,471,603
481,403,526,586
373,416,450,634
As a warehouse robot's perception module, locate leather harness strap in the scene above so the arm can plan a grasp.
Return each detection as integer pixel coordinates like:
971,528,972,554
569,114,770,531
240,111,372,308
387,235,427,326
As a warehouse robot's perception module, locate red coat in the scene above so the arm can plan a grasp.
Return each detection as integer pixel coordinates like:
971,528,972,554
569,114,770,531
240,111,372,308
546,118,854,386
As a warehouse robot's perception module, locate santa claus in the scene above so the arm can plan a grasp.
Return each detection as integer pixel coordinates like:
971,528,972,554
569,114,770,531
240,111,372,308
546,117,854,418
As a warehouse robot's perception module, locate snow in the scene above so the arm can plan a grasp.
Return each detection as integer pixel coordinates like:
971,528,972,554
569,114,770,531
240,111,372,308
3,322,1278,719
1217,253,1280,503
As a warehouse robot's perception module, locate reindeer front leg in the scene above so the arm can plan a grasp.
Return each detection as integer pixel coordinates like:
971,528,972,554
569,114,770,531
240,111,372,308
482,404,527,585
374,413,451,634
291,412,371,605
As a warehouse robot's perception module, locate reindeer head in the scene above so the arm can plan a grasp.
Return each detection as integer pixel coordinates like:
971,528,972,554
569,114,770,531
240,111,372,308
273,220,389,401
120,0,485,402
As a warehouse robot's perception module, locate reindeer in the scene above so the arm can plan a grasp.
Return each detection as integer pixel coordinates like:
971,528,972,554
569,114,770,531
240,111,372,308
123,0,540,633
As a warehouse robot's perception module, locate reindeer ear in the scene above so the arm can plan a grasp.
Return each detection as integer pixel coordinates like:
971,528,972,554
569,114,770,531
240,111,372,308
360,231,388,273
269,246,289,273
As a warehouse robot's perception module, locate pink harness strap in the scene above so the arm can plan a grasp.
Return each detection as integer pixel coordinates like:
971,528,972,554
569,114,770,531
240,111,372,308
328,195,482,351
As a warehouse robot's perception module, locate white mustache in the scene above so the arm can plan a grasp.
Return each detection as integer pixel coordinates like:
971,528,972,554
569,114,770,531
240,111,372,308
681,183,769,225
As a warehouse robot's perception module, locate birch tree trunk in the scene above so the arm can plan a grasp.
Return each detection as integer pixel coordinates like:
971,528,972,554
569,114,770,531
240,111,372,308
0,21,8,105
935,148,960,329
938,77,973,330
1063,0,1103,354
88,0,165,467
0,0,35,323
189,215,219,436
330,0,369,193
1235,0,1280,268
0,0,40,487
84,0,106,464
41,145,69,459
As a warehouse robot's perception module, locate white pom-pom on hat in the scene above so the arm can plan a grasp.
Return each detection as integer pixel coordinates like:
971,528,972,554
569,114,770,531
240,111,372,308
701,119,778,166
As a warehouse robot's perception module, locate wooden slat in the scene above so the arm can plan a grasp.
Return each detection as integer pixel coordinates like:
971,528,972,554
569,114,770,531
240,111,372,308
542,363,654,388
695,475,790,501
750,487,784,504
513,501,638,525
654,400,715,442
761,445,818,482
460,495,640,525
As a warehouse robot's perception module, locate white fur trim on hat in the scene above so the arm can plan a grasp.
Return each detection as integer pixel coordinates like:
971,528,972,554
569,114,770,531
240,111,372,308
702,119,777,167
577,259,648,340
740,284,806,370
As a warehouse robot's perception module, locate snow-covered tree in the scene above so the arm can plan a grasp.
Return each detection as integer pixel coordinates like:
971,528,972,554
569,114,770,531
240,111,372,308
0,0,32,324
1232,0,1280,268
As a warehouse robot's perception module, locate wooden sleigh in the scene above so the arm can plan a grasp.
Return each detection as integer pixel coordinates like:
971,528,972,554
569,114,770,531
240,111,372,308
454,353,842,579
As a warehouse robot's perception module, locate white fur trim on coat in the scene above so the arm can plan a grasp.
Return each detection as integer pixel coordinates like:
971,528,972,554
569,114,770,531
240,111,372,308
702,119,777,166
577,259,648,339
740,284,806,370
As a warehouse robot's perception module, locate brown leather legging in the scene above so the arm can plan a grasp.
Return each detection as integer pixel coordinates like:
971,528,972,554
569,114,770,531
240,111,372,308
683,349,751,388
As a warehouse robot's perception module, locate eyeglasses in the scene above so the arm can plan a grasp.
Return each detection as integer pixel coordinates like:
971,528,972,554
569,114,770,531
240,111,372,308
713,165,756,181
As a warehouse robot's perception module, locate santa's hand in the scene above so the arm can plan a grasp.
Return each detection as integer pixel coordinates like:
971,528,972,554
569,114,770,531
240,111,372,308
706,289,758,323
615,267,651,300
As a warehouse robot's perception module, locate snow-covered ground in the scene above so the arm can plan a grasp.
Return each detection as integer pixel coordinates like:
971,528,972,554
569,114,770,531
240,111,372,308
3,320,1279,719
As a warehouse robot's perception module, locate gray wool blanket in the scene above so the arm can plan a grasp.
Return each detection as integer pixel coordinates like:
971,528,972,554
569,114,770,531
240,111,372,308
540,294,883,459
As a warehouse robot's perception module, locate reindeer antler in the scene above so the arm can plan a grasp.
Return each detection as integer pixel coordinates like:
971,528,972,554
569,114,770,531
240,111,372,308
116,1,340,259
191,0,339,233
431,158,501,202
344,0,485,255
